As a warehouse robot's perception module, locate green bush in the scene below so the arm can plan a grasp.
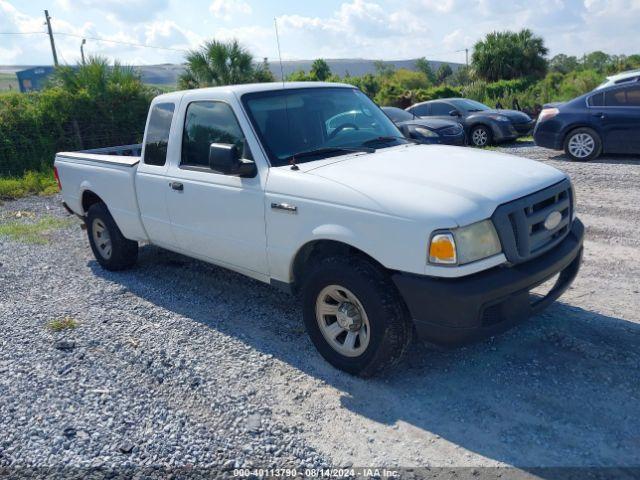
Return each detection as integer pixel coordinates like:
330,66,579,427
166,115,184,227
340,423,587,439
413,85,462,103
0,58,154,177
461,69,605,110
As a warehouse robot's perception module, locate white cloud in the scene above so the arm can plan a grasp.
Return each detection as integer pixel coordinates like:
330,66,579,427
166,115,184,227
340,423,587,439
2,0,640,66
55,0,170,23
0,1,201,65
442,29,472,51
418,0,456,13
279,0,428,36
209,0,252,21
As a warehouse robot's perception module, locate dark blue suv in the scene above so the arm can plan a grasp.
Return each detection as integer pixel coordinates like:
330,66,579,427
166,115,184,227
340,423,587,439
534,83,640,161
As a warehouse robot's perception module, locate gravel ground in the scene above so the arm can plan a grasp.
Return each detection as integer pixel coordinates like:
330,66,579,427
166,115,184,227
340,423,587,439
1,143,639,477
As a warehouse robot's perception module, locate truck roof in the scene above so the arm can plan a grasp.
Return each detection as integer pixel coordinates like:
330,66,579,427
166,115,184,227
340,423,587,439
154,81,355,102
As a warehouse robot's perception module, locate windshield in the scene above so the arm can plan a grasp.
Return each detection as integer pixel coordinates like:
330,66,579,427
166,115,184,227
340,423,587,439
382,107,414,122
241,87,407,166
449,99,491,112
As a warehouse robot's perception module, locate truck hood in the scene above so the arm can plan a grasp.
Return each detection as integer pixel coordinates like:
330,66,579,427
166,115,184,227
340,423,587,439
302,144,567,227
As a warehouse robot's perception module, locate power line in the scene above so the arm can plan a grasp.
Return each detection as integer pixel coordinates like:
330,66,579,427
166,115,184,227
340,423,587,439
0,31,47,35
0,30,188,53
55,32,189,52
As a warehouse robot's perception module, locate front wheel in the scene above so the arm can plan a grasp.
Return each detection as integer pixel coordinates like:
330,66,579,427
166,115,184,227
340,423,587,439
564,127,602,161
301,255,413,377
470,125,492,147
86,202,138,271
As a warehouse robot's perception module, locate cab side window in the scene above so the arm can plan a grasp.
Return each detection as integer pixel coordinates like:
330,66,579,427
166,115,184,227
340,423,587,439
181,101,253,171
143,103,175,166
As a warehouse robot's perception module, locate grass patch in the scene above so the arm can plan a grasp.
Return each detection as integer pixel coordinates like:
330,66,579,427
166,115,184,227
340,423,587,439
0,215,73,244
516,135,534,143
0,170,59,200
48,316,78,331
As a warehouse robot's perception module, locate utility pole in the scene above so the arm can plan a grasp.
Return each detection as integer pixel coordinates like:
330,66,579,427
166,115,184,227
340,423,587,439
44,10,59,66
456,47,470,68
80,39,86,65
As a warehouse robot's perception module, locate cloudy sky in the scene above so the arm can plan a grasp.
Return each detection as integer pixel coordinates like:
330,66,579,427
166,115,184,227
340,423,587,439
1,0,638,66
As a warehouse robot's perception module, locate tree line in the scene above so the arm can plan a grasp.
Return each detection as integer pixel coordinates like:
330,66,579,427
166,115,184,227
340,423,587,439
175,29,640,112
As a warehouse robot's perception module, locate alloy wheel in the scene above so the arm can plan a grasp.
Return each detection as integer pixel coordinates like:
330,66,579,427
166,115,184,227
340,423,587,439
568,133,595,159
472,128,489,146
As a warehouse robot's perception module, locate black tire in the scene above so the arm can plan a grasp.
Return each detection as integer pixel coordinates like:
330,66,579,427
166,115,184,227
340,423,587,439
563,127,602,161
301,255,413,377
86,202,138,271
470,125,492,147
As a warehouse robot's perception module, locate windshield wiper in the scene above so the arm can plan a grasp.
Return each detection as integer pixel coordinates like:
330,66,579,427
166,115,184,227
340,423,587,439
284,146,374,166
361,136,418,148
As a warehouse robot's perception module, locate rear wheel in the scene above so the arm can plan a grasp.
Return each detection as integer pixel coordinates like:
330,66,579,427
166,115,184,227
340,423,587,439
86,203,138,271
564,127,601,161
470,125,492,147
301,255,413,377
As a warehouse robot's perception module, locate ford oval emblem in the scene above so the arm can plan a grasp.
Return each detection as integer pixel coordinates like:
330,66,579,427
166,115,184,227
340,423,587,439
544,211,562,230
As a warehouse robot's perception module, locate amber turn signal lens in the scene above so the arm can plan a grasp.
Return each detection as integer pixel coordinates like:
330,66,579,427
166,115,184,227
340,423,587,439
429,233,457,264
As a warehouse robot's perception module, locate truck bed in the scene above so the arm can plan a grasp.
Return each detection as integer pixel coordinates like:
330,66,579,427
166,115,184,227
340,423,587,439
54,144,149,242
56,144,142,167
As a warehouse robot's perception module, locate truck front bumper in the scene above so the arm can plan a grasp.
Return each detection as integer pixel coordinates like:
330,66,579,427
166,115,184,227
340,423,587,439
392,219,584,345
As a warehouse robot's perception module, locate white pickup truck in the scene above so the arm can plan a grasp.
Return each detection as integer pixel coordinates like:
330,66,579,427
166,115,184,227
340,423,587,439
55,82,584,376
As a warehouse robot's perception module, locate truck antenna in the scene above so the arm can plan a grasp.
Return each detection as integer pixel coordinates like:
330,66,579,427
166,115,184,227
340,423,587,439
274,17,297,170
274,17,285,87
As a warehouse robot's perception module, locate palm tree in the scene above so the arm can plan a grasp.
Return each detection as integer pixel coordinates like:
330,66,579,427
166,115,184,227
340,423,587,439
310,59,331,81
178,39,256,89
49,56,142,95
472,29,548,82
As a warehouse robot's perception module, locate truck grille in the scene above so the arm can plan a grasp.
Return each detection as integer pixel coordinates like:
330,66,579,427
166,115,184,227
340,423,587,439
492,179,573,264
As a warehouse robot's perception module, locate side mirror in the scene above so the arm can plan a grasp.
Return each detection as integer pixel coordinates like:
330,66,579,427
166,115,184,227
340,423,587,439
208,143,256,177
449,110,460,117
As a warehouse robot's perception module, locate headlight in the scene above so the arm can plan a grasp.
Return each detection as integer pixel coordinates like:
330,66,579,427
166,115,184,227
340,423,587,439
537,108,559,123
414,126,439,138
488,114,510,122
429,220,502,266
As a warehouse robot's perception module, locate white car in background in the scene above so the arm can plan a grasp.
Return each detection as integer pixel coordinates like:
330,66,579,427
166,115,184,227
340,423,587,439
594,69,640,90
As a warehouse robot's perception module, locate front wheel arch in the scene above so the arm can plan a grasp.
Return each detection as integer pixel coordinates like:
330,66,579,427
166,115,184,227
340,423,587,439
291,239,387,294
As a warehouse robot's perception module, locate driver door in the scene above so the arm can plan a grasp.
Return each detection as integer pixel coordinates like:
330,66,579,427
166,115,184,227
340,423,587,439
165,100,268,278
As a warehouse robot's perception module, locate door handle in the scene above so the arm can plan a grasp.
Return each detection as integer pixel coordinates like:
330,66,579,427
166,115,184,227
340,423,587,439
592,112,605,119
271,202,297,213
170,181,184,191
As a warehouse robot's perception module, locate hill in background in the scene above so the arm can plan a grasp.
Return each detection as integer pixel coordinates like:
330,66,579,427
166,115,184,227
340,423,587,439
1,58,462,90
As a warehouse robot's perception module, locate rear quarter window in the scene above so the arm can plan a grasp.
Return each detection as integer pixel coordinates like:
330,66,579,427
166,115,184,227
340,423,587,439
143,103,175,166
605,86,640,107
